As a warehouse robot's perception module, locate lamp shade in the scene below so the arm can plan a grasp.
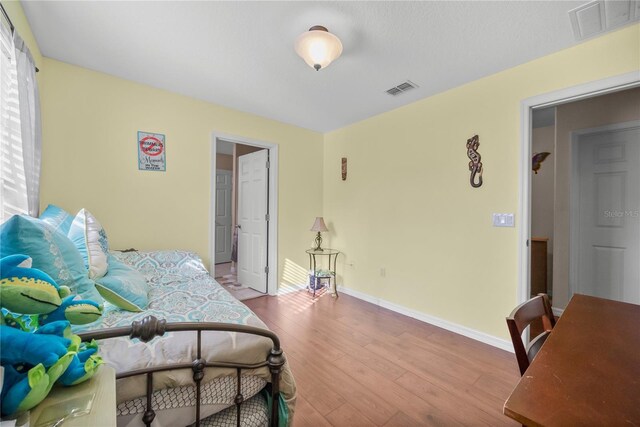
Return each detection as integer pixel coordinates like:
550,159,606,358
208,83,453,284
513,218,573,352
294,26,343,71
310,217,328,232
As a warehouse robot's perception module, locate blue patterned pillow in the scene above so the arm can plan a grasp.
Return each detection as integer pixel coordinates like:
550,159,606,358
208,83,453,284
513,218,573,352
0,215,103,303
39,204,74,235
95,254,148,312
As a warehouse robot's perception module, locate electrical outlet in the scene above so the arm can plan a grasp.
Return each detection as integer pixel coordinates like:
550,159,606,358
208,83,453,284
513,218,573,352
380,267,386,277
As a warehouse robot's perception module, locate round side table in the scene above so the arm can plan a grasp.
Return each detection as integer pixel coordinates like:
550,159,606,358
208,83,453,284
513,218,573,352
305,248,340,298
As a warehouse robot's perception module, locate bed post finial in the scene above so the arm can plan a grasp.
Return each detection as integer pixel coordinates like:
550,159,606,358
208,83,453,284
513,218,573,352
131,315,167,342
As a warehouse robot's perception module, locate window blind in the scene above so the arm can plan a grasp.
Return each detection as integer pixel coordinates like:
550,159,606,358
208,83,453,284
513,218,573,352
0,19,28,223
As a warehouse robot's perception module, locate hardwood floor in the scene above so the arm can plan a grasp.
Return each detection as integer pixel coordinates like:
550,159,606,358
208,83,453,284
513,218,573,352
245,291,520,426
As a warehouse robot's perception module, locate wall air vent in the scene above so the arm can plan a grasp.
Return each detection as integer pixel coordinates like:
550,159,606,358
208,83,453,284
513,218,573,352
385,80,418,96
569,0,639,41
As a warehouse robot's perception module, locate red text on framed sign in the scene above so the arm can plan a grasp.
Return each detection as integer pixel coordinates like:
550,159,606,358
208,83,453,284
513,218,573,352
138,131,166,171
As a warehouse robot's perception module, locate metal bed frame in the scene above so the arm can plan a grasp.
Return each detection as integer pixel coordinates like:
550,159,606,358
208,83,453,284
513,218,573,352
78,315,285,427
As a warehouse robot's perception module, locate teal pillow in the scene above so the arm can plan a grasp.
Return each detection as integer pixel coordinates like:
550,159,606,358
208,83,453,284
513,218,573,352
95,254,148,312
39,204,74,235
0,215,103,303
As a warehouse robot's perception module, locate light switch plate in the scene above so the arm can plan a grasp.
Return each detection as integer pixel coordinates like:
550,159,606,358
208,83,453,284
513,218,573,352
493,213,515,227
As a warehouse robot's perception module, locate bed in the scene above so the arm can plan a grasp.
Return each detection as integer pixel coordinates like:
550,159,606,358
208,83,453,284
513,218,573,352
75,250,296,427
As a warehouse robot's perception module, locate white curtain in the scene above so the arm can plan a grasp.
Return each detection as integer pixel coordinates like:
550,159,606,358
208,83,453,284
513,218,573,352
0,20,26,222
0,20,41,222
13,32,41,217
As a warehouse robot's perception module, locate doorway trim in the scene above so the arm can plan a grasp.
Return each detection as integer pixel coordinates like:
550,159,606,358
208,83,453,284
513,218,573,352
518,71,640,308
210,132,279,296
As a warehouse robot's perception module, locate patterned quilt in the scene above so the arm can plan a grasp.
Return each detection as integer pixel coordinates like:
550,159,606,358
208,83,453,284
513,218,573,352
79,250,295,426
85,250,260,328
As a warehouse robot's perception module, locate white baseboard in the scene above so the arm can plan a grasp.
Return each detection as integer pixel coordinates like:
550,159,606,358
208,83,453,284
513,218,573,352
552,307,564,317
336,285,514,353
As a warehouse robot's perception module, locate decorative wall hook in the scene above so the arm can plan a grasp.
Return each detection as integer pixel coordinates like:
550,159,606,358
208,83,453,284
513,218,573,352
532,152,551,174
466,134,483,188
341,157,347,181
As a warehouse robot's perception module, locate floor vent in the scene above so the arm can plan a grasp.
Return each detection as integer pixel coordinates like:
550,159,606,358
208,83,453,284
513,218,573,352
385,80,418,96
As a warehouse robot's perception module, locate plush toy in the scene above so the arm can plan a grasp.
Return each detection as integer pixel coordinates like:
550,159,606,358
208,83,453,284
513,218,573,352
58,336,102,386
0,255,104,418
0,323,75,416
39,295,103,326
1,254,103,329
0,254,70,314
0,323,71,367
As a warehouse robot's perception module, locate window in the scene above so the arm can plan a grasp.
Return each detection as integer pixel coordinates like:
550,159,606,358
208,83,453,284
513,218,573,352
0,20,28,222
0,17,40,223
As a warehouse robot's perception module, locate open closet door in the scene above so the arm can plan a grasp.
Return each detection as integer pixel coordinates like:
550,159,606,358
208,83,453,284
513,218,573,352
214,169,233,264
237,149,268,293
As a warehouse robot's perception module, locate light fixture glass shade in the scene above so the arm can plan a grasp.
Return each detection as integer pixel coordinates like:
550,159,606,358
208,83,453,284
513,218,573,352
294,26,343,71
310,217,329,232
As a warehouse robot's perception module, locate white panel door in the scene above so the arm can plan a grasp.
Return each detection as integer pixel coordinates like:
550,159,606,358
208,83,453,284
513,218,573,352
214,169,233,264
575,125,640,303
237,150,268,293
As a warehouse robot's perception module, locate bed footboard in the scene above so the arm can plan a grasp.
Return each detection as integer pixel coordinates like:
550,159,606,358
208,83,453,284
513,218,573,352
78,315,285,427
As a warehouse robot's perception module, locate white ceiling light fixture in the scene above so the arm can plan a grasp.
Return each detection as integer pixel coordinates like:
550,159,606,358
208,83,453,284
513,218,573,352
294,25,343,71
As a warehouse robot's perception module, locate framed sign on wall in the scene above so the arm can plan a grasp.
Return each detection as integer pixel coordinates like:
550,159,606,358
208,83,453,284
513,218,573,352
138,131,166,171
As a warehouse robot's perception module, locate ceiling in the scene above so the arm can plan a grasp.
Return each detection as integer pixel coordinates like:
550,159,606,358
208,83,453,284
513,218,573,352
23,1,600,132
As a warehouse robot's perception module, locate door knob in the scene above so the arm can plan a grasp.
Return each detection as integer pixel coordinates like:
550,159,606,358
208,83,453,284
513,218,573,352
236,225,242,229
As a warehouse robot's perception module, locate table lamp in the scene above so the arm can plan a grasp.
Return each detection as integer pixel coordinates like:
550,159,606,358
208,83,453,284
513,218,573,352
310,217,328,251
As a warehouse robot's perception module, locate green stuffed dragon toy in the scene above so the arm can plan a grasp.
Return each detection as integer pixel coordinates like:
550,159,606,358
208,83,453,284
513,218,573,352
0,254,104,418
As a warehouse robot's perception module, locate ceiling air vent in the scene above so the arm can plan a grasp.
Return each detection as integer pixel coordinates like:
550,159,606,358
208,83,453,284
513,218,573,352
568,0,639,41
385,80,418,96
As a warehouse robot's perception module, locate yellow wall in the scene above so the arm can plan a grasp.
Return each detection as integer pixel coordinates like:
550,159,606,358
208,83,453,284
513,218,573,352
323,24,640,340
40,59,324,288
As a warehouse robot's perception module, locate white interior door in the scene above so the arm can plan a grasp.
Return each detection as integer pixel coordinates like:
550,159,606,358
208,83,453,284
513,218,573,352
573,124,640,303
237,149,268,293
214,169,233,264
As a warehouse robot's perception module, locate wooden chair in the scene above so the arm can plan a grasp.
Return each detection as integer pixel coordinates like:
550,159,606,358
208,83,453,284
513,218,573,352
506,293,556,376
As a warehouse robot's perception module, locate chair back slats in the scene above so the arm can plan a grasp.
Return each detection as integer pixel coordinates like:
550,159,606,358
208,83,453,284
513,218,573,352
506,294,556,376
510,295,555,332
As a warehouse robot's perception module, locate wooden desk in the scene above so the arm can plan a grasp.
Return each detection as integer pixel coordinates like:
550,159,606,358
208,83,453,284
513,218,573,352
503,294,640,426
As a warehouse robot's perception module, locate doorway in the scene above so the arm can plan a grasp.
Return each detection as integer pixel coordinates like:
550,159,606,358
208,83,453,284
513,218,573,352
570,123,640,304
523,77,640,312
214,168,233,264
211,133,279,298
